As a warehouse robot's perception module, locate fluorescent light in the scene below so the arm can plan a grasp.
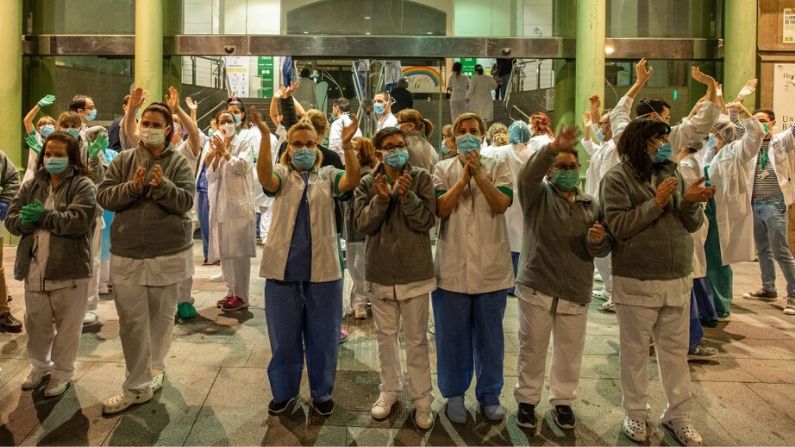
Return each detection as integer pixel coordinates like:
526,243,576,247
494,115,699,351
605,45,615,55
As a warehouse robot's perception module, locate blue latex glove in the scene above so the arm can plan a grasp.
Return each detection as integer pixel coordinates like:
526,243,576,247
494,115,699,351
0,202,8,221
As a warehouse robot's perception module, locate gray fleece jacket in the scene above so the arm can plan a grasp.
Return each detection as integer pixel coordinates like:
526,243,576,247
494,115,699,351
97,142,195,259
354,163,436,286
600,160,703,280
6,167,97,281
517,145,612,304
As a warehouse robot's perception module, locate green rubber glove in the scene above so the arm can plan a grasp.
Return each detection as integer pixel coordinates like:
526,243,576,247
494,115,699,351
20,199,45,226
88,133,108,158
37,94,56,108
25,133,42,155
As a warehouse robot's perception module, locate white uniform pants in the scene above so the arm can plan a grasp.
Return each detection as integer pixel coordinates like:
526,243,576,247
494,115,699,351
260,206,272,241
450,99,468,121
595,256,613,297
371,293,433,406
515,290,587,406
25,283,89,381
615,302,691,423
177,277,194,304
346,241,370,310
221,257,251,301
86,222,102,311
114,283,179,391
99,260,110,292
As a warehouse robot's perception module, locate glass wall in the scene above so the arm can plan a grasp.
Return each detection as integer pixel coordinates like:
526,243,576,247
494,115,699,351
24,0,135,34
606,0,723,38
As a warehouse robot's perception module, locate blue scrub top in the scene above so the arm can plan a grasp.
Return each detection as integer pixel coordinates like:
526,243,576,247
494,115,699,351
283,172,312,281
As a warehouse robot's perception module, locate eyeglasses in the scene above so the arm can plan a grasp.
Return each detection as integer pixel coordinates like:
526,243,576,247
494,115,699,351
382,145,406,152
552,163,580,171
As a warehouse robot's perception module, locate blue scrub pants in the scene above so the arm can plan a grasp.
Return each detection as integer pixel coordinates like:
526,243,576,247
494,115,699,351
265,279,343,403
197,190,210,261
431,288,507,406
508,251,519,295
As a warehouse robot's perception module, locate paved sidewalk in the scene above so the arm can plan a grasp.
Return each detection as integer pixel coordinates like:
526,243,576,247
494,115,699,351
1,243,794,445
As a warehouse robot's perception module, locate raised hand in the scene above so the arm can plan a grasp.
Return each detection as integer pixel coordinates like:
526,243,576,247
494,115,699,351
588,95,601,111
131,166,147,193
373,174,390,201
185,96,199,111
129,87,146,110
37,94,56,108
166,86,179,112
250,106,269,133
464,151,482,177
583,111,593,127
211,134,228,154
655,177,678,208
88,133,109,158
683,176,715,204
691,67,717,88
149,164,165,188
635,58,653,84
736,79,758,102
341,114,359,145
587,222,605,245
551,125,579,151
396,169,412,199
25,133,43,155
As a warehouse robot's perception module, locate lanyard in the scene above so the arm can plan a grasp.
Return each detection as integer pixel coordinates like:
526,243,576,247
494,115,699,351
758,148,769,169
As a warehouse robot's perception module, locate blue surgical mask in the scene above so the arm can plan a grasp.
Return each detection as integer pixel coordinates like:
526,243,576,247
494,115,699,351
40,124,55,138
706,134,716,150
291,147,317,170
551,169,579,191
455,133,482,156
373,103,386,115
65,128,81,139
595,129,605,143
652,142,673,164
44,156,69,175
86,109,97,121
233,114,242,125
384,148,409,169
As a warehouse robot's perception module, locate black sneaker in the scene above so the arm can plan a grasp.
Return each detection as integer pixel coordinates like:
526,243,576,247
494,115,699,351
314,399,334,417
267,396,296,415
516,403,537,429
0,311,22,333
553,405,576,429
743,289,778,301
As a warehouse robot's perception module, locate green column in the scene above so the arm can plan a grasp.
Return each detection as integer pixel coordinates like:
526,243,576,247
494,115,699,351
0,0,23,167
136,0,164,106
552,0,576,127
575,0,605,127
163,0,182,95
724,0,758,108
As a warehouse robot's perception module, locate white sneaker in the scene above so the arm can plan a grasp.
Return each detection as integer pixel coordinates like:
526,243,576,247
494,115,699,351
43,379,70,397
21,369,50,390
209,271,224,282
784,298,795,316
415,405,434,430
102,388,154,414
150,370,165,392
83,312,98,325
371,393,396,420
600,297,616,312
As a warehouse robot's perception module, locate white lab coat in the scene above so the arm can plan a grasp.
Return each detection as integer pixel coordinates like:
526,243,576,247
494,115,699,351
679,153,708,278
527,134,553,154
206,134,257,262
481,142,537,252
466,74,498,122
707,117,766,266
328,113,363,162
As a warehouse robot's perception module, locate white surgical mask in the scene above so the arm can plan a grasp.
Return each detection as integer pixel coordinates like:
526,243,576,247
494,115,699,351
140,127,166,147
221,123,236,138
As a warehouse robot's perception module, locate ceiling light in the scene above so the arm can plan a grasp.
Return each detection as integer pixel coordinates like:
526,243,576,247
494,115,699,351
605,45,615,55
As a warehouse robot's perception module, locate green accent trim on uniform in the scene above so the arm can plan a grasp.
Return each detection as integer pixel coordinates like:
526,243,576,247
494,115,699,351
263,171,282,198
333,170,344,196
498,186,514,205
435,189,447,198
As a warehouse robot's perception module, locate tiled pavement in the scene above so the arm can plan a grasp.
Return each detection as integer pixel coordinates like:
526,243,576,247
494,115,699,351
1,243,794,446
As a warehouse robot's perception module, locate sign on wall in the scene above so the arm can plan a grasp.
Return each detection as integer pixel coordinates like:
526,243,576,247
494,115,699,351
460,58,477,76
402,66,441,93
785,9,795,43
225,56,249,98
773,64,795,130
258,56,274,98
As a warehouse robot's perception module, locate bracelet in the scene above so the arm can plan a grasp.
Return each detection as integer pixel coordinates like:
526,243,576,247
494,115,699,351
343,143,353,150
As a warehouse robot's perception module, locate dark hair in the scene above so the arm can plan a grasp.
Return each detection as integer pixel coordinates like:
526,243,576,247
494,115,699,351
57,111,82,131
226,97,247,124
636,98,671,117
617,118,671,180
215,110,235,124
474,64,484,75
452,62,462,75
142,102,175,144
37,132,90,176
373,127,407,150
68,95,91,112
754,108,775,121
300,68,311,78
333,97,351,113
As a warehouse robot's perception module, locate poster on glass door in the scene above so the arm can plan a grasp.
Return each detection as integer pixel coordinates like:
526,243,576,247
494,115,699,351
225,56,250,98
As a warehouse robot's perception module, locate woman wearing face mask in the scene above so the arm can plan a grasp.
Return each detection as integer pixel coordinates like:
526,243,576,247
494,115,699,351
396,109,438,173
513,126,612,431
447,62,470,121
373,92,398,133
257,111,360,417
705,104,765,318
354,127,437,429
203,109,256,313
344,137,378,319
601,118,715,445
6,132,97,397
23,94,57,184
98,89,196,414
440,124,456,160
432,112,513,423
481,120,536,294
